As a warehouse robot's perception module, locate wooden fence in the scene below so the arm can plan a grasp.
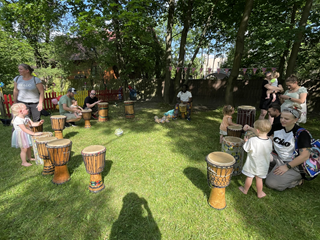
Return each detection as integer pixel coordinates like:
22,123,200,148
2,89,122,118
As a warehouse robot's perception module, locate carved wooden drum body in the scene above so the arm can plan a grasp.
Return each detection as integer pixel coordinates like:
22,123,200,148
50,115,66,139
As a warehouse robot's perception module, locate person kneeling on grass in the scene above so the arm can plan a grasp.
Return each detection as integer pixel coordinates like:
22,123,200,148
239,120,273,198
58,88,82,127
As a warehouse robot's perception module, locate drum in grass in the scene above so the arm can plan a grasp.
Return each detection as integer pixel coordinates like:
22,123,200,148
81,145,106,193
221,136,244,176
31,124,43,133
124,101,134,119
47,139,72,184
98,102,108,122
205,152,235,210
227,125,243,138
35,136,57,175
31,132,53,165
179,103,187,119
50,115,67,139
236,105,256,127
82,109,92,128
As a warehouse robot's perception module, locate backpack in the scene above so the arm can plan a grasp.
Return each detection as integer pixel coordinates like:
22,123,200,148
293,128,320,180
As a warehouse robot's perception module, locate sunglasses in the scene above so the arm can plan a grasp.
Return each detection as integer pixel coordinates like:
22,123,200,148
90,93,96,95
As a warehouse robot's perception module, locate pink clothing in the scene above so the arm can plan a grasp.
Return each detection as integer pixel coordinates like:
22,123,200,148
220,115,232,132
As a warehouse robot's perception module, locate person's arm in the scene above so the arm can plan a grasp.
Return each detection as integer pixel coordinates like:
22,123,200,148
13,82,19,103
86,99,102,108
31,119,44,127
36,83,44,111
63,103,79,113
280,92,307,104
227,117,240,126
18,124,42,136
264,83,283,93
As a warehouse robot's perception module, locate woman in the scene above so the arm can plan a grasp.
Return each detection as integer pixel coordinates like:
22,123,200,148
13,64,44,122
280,74,307,123
265,104,311,191
259,72,283,121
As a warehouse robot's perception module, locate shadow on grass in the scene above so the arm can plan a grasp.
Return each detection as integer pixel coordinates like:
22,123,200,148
68,152,83,175
102,160,113,179
64,131,79,139
183,167,210,198
109,192,161,240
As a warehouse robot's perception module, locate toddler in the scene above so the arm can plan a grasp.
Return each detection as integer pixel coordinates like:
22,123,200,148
219,105,241,143
239,120,273,198
265,72,280,102
154,109,174,123
70,100,83,117
11,103,43,167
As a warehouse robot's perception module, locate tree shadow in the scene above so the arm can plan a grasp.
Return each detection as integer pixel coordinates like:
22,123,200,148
183,167,210,198
109,192,161,240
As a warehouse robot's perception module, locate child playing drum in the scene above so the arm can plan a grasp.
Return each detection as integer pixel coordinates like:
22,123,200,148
11,103,44,167
219,105,241,143
70,100,83,117
239,120,273,198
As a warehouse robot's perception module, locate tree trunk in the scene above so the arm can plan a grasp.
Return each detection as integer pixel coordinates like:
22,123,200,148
278,4,297,85
225,0,254,105
285,0,313,79
163,0,175,103
184,0,219,85
172,0,193,103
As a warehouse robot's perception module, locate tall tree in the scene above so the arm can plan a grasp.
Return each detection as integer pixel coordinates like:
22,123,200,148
285,0,313,79
225,0,254,105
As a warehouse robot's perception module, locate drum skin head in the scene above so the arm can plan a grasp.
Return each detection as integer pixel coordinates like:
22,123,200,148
51,115,67,119
223,136,244,144
82,145,106,154
238,105,256,110
47,139,71,147
98,102,108,105
32,132,53,140
228,125,242,130
36,136,57,143
207,152,235,166
82,109,92,112
124,101,133,103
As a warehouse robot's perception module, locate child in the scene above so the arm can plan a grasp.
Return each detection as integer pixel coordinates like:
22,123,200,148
265,72,280,102
154,109,174,123
239,120,273,198
219,105,241,143
11,103,44,167
70,100,83,117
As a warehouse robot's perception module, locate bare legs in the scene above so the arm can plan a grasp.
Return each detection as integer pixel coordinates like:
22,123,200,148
239,176,266,198
21,147,34,167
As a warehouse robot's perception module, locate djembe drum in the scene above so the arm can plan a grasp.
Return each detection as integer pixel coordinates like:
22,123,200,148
32,132,53,165
35,136,58,175
236,105,256,127
227,125,243,138
98,102,109,122
47,139,72,184
50,115,66,139
179,103,187,119
221,136,244,176
206,152,235,210
244,130,256,140
31,124,43,133
124,100,135,119
81,145,106,193
82,109,92,128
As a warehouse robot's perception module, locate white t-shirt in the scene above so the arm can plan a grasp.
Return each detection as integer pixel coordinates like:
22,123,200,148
177,91,192,102
242,137,273,178
13,116,31,131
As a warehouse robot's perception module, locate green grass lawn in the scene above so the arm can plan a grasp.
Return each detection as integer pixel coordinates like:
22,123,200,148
1,102,320,240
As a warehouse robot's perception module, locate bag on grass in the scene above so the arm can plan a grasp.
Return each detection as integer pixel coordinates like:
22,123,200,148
293,128,320,180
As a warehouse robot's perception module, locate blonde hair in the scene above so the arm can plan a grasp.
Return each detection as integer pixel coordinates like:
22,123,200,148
223,105,234,116
254,120,272,134
10,103,27,124
272,72,279,79
286,74,299,84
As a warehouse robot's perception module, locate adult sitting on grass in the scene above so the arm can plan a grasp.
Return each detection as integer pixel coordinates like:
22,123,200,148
172,84,192,121
265,103,312,191
83,90,102,119
58,88,82,127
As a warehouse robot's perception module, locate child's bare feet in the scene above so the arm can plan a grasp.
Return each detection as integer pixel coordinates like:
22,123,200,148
22,162,32,167
271,96,276,102
265,96,270,99
257,191,266,198
239,186,248,194
29,158,36,161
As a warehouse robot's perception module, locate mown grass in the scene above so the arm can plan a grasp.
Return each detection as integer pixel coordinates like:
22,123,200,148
0,102,319,240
